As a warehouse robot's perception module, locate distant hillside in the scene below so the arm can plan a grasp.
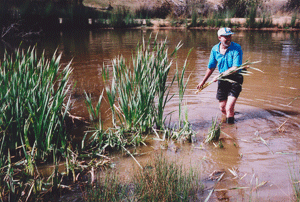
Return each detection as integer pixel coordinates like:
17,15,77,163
83,0,290,15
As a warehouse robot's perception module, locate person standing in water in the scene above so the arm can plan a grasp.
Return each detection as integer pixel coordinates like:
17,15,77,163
197,27,243,124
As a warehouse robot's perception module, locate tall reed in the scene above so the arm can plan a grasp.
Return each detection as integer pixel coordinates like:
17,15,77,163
102,37,179,136
82,37,196,154
0,47,72,160
0,47,72,200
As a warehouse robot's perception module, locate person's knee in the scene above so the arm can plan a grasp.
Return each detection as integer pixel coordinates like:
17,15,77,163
219,104,226,114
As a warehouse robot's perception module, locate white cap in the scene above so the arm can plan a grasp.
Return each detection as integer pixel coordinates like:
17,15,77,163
217,27,234,37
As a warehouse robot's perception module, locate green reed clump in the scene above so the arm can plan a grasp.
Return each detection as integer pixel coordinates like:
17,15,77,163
0,47,72,161
291,12,298,28
205,12,232,28
102,37,179,136
0,47,72,201
84,155,203,201
84,90,104,122
189,11,198,27
84,37,195,162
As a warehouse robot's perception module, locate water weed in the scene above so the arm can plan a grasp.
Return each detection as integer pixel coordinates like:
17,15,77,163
84,155,204,201
0,47,73,200
205,116,221,143
101,36,191,140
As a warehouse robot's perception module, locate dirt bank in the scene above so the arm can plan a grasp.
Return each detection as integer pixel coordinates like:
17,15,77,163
147,16,299,31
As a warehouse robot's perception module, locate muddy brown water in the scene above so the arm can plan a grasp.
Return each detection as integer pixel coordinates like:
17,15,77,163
2,29,300,201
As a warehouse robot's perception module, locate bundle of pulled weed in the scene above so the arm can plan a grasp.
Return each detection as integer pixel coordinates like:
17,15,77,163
195,60,262,94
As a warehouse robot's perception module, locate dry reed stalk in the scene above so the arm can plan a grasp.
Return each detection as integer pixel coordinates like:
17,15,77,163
195,60,261,94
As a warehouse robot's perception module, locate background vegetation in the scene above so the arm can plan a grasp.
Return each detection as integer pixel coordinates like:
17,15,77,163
1,0,299,40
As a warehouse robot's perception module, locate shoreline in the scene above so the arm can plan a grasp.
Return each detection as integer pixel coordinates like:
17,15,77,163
140,17,300,31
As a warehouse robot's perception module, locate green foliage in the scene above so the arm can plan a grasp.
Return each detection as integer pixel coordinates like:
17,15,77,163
289,162,300,201
135,2,171,19
287,0,300,10
0,47,72,161
83,37,195,154
291,12,298,28
134,155,203,201
109,7,141,28
246,8,273,28
222,0,262,18
85,171,130,201
190,11,198,27
85,155,203,201
102,37,177,133
0,46,73,201
246,5,256,28
205,12,232,27
222,0,248,17
84,91,104,122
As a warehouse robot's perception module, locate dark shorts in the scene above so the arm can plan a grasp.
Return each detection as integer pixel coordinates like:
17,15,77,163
216,74,243,101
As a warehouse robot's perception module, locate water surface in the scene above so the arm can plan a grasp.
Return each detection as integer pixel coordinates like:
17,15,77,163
2,29,300,201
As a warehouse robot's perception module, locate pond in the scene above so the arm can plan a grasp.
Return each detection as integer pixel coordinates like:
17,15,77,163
2,28,300,201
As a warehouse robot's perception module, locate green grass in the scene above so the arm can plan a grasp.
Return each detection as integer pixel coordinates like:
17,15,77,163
289,163,300,201
84,155,204,201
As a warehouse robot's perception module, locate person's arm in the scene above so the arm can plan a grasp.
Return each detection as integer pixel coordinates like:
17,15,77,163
197,68,215,89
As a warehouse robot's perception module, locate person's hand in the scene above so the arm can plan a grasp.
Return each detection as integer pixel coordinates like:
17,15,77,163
197,82,203,90
243,65,250,70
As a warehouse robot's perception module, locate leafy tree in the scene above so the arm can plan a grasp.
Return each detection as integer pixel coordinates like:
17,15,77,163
221,0,262,18
287,0,300,10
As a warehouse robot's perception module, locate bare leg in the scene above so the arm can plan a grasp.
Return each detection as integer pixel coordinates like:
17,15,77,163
225,96,237,118
219,100,227,117
219,96,237,123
